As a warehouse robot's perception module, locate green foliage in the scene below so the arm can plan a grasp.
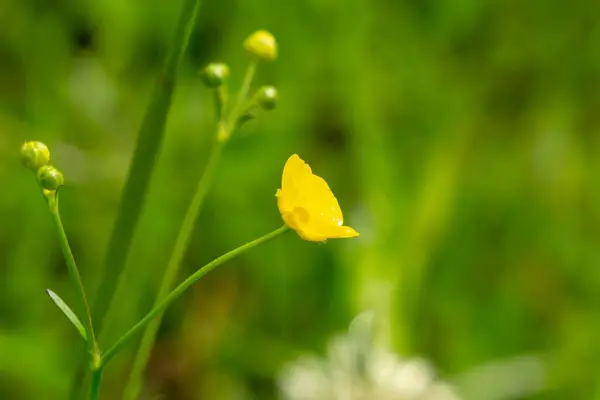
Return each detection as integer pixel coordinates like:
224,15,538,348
2,0,600,398
46,289,87,342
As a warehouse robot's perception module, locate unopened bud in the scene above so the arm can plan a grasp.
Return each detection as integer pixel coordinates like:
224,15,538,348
201,63,230,88
37,165,64,191
21,141,50,171
257,86,277,110
243,30,277,62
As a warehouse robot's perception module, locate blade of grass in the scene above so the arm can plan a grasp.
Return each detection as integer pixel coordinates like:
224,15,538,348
46,289,87,342
92,0,205,334
69,0,204,398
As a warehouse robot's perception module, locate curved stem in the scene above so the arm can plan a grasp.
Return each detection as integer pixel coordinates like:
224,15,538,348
102,225,288,365
49,194,99,359
122,139,224,400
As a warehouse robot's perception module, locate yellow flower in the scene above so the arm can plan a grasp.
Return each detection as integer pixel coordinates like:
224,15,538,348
276,154,359,242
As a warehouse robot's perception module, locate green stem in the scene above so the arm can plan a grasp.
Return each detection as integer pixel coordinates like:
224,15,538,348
122,61,259,399
102,225,288,365
92,0,205,334
213,85,227,122
218,62,257,142
231,62,257,122
89,367,103,400
70,0,204,398
48,194,99,359
122,139,224,400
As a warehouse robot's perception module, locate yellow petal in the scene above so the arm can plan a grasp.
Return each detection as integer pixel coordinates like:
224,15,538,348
281,154,312,193
277,154,359,241
328,225,359,239
277,154,309,213
305,175,344,224
303,214,359,241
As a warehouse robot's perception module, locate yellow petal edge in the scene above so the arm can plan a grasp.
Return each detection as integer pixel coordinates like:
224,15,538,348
276,154,359,242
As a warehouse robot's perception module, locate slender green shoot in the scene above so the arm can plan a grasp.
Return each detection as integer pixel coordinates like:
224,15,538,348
47,191,99,361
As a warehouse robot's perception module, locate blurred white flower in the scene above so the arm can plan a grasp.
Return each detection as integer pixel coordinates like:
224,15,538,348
278,312,460,400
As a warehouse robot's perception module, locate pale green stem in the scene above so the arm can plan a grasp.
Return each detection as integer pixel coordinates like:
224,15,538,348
48,193,99,360
101,225,289,365
122,139,224,400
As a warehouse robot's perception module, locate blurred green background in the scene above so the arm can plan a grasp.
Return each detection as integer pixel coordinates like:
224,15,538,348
2,0,600,398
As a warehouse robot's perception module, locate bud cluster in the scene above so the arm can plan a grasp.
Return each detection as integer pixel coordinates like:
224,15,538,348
199,30,279,138
21,141,64,191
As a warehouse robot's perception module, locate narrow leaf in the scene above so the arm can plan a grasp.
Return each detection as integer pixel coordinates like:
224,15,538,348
46,289,87,342
91,0,205,335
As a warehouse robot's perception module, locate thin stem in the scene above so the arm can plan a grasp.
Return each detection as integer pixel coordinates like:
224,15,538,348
89,367,103,400
69,0,204,397
102,225,289,365
213,85,227,122
49,195,99,358
218,62,257,142
231,62,257,123
122,61,259,399
122,139,224,400
93,0,205,334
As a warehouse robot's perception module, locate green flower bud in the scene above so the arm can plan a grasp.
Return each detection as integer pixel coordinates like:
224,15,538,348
37,165,64,191
243,30,277,62
21,141,50,171
257,86,277,110
201,63,230,88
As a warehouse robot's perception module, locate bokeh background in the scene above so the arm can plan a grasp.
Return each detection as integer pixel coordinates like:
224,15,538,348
2,0,600,398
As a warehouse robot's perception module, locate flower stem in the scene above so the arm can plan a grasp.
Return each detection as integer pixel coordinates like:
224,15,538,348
122,139,224,400
231,62,257,121
69,0,204,397
48,193,99,360
101,225,289,365
92,0,205,335
89,366,103,400
122,60,259,400
218,62,257,142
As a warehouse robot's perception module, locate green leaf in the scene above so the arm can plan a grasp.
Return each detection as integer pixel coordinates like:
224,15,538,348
46,289,87,342
91,0,205,336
